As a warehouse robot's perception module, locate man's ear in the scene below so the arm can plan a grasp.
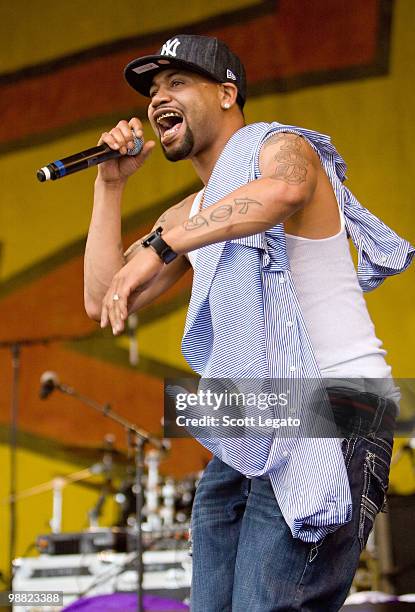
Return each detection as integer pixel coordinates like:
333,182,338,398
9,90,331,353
219,82,239,109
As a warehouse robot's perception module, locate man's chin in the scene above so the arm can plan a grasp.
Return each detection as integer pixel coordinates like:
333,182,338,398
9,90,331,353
161,129,194,162
162,145,189,162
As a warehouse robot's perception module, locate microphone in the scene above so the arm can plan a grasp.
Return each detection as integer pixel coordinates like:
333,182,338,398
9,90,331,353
39,371,59,399
36,132,143,182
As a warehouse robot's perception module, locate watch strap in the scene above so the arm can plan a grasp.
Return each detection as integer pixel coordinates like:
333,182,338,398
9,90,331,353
142,227,177,264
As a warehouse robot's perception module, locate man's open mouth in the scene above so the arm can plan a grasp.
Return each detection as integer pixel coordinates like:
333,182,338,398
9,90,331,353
155,111,184,145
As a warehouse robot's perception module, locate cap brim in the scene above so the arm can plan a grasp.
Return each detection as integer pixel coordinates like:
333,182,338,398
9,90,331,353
124,55,221,97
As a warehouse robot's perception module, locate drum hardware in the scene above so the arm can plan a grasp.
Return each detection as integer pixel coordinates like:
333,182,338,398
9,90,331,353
115,471,199,529
174,475,199,524
35,525,191,556
144,450,163,530
2,461,115,535
88,435,116,529
160,479,177,527
51,477,64,533
39,371,168,612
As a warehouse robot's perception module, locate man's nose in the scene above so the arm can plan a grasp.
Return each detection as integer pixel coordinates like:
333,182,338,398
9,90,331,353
150,86,172,109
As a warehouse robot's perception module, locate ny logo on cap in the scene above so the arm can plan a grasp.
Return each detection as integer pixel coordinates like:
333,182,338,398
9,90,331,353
161,38,181,57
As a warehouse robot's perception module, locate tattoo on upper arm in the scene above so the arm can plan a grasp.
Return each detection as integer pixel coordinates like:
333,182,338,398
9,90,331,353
263,133,309,185
183,198,264,231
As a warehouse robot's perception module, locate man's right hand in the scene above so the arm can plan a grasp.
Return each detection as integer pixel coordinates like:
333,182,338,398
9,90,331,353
97,118,156,184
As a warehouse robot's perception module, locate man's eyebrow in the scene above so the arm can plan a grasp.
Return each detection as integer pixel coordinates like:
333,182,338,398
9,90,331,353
150,70,187,91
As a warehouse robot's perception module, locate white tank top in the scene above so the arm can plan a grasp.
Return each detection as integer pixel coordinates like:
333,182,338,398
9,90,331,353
187,191,399,401
285,212,399,401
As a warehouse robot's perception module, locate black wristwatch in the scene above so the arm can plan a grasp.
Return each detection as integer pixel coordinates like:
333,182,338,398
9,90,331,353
142,227,177,264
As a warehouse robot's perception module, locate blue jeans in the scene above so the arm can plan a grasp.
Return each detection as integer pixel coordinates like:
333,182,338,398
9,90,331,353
190,390,395,611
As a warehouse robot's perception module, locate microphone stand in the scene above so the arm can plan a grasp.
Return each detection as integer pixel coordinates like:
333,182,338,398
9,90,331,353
0,331,97,597
51,379,165,612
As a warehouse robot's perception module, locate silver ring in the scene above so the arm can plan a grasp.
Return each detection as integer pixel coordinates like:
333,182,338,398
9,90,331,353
112,293,120,302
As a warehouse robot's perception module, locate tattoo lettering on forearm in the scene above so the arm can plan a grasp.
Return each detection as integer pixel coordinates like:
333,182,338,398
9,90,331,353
210,204,232,222
183,197,265,231
234,198,263,214
183,214,209,231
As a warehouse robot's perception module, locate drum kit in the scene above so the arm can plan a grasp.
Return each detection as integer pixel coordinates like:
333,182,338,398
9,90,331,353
9,434,200,533
10,437,200,610
111,448,200,534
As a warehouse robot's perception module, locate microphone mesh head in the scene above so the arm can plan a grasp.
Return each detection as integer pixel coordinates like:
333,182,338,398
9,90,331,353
127,131,144,156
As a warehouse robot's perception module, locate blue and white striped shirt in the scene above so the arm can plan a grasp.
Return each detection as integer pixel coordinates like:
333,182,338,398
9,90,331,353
181,122,414,542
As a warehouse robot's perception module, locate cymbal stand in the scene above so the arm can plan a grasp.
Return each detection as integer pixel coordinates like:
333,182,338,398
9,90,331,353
50,377,166,612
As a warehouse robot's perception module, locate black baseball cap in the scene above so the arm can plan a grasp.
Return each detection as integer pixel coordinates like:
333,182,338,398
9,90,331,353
124,34,247,108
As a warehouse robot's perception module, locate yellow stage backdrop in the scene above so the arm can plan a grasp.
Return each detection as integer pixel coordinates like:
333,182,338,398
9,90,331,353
0,0,414,582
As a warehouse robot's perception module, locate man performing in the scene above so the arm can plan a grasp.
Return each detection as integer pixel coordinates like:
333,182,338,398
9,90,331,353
84,35,414,611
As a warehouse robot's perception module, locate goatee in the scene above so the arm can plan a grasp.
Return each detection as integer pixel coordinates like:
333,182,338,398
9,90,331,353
162,126,194,161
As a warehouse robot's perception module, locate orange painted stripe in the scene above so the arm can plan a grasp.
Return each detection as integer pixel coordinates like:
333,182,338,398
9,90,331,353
0,221,191,344
0,0,387,147
0,219,193,444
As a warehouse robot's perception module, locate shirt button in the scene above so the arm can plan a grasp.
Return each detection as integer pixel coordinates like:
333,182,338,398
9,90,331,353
381,255,387,263
282,450,289,458
286,321,293,327
290,366,296,372
279,276,286,284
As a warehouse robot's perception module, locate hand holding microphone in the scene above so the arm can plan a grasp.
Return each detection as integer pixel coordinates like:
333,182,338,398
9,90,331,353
37,119,156,182
96,119,156,184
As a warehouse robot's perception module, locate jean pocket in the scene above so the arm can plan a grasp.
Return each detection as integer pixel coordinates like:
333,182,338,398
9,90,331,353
358,436,393,551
